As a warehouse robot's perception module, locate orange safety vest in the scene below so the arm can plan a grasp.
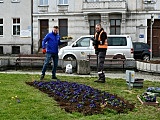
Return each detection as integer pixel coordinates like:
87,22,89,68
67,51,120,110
95,30,108,49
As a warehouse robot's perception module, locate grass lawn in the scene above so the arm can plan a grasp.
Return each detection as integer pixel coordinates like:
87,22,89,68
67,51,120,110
0,73,160,120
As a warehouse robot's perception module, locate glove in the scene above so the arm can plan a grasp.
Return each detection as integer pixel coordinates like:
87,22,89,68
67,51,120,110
42,49,46,54
95,49,99,55
92,40,98,46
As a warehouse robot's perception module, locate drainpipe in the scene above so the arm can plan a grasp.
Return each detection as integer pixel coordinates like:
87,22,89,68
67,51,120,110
31,0,33,54
150,14,154,59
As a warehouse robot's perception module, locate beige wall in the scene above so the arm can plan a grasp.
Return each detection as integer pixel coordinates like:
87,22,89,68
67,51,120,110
33,0,160,52
0,0,32,54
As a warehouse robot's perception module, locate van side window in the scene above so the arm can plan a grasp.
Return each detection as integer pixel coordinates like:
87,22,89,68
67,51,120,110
75,37,90,47
108,37,127,46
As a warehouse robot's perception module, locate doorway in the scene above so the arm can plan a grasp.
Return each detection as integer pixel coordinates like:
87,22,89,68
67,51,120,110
40,19,49,48
147,19,160,57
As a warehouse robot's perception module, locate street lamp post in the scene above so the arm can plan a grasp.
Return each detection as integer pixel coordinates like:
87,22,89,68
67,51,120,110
31,0,33,54
150,14,154,59
143,0,157,59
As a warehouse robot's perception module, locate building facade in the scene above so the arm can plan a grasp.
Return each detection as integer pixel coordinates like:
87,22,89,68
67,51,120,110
28,0,160,57
0,0,32,55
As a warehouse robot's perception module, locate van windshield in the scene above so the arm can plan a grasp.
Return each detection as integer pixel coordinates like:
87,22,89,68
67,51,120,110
108,37,127,46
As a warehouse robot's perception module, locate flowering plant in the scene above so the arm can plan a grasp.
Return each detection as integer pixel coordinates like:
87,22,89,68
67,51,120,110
61,36,73,40
147,87,160,95
26,80,135,115
140,92,156,102
11,95,21,103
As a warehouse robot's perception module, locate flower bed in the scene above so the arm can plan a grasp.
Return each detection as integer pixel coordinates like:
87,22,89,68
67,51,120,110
60,36,73,42
61,36,73,40
26,80,135,115
146,87,160,97
136,60,160,73
137,92,159,106
143,60,160,64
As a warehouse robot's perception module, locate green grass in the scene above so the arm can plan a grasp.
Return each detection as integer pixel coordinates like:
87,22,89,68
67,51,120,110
0,73,160,120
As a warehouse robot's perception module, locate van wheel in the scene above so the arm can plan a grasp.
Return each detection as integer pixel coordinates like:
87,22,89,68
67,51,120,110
113,54,125,59
63,55,76,61
142,54,150,61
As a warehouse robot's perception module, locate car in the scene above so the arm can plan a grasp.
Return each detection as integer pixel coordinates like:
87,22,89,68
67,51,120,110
58,35,134,60
133,42,151,61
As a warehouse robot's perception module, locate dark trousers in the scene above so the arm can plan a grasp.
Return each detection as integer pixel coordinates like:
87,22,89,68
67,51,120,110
41,53,58,77
98,51,106,78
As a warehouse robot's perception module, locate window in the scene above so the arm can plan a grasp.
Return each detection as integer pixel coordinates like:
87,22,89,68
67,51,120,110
86,0,99,2
143,44,150,49
59,19,68,38
13,18,20,35
111,0,123,1
0,46,3,54
59,0,68,5
110,19,121,35
11,0,20,3
75,37,90,47
89,19,101,35
0,19,3,35
144,0,156,4
39,0,48,5
107,37,127,46
12,46,20,54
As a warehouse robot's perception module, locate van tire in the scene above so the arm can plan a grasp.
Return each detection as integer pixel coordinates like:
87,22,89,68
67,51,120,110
113,54,126,59
63,55,76,60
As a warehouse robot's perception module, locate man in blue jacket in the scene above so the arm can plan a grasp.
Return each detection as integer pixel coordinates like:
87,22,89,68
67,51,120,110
40,26,61,80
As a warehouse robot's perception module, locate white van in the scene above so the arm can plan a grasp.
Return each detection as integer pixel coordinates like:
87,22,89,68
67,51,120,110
58,35,134,60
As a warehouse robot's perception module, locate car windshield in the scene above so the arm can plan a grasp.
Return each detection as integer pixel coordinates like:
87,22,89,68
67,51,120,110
134,44,142,49
133,43,150,49
144,44,150,49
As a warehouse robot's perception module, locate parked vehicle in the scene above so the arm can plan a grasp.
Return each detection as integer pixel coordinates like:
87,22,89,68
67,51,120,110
133,42,151,61
58,35,134,60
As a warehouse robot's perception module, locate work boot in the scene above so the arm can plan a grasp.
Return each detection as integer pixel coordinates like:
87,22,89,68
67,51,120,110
40,74,44,80
51,76,58,80
94,78,105,83
94,73,105,83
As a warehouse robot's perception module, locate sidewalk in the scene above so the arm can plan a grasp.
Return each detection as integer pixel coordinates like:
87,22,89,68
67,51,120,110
0,70,159,82
152,57,160,60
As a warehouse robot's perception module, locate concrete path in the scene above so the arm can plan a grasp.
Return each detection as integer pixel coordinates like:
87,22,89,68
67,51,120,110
0,70,159,82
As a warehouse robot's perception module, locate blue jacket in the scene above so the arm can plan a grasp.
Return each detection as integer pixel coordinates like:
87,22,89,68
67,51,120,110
42,32,61,54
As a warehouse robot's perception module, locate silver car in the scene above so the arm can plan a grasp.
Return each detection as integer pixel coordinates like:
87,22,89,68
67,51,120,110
58,35,134,60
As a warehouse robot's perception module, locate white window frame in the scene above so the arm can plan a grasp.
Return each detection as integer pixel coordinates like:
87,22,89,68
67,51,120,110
0,0,3,3
144,0,156,4
0,18,3,36
87,0,99,2
110,0,123,1
39,0,48,6
58,0,68,5
12,18,20,36
11,0,20,3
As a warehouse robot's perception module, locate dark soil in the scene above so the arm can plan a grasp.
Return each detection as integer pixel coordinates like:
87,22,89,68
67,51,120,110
140,60,160,64
26,80,135,115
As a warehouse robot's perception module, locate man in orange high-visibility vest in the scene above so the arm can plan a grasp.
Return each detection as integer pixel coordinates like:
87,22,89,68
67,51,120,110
93,24,108,83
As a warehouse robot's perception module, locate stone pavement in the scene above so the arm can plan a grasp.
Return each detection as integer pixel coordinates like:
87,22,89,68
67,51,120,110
0,70,159,82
